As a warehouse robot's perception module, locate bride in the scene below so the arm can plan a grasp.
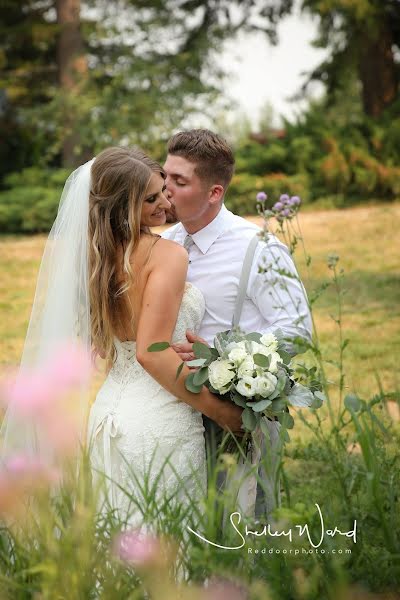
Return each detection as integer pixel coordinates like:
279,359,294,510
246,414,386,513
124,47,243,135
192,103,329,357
87,146,244,522
1,146,243,525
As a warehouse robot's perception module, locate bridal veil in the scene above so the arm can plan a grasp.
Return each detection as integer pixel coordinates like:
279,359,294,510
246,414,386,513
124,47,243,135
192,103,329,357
0,158,95,462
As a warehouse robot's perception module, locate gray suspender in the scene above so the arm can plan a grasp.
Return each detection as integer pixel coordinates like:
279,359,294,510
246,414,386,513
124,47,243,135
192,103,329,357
168,227,259,330
231,234,259,328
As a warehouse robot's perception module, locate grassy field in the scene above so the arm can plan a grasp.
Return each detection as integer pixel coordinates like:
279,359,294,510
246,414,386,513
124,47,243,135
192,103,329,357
1,204,400,596
1,203,399,404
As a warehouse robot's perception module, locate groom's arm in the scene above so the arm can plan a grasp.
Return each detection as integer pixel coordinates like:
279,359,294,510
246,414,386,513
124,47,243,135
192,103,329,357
250,240,312,351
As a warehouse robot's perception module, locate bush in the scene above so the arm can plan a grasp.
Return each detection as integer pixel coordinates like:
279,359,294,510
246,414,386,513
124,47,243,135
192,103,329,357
226,172,310,215
0,167,70,233
235,140,288,174
317,137,351,195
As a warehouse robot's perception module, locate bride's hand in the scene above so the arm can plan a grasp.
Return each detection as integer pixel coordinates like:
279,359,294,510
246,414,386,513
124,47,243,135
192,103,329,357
171,330,208,362
215,402,244,437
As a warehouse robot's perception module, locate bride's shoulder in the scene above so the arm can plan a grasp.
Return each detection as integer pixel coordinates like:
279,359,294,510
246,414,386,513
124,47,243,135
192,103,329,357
151,237,188,260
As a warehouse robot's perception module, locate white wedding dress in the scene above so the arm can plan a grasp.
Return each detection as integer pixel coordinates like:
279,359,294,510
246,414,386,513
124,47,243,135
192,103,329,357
87,283,207,525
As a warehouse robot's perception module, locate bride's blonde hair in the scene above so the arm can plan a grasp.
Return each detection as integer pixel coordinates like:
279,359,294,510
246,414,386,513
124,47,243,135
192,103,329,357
88,146,164,366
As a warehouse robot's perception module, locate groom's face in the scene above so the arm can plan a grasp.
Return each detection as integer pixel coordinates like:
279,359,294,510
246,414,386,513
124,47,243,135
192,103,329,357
163,154,211,225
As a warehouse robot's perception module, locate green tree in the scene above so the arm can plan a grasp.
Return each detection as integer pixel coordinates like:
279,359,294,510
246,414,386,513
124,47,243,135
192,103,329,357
0,0,298,176
0,0,57,178
55,0,88,167
301,0,400,118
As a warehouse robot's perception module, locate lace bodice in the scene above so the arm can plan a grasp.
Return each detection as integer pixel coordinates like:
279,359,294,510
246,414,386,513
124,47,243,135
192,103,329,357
108,282,205,385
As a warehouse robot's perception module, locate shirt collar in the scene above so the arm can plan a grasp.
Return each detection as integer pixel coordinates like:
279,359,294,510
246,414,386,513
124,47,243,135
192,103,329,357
183,204,236,254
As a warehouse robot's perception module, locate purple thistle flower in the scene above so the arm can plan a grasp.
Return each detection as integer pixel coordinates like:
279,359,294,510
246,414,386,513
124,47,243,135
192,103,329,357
282,208,291,217
291,195,301,206
280,194,290,204
256,191,267,202
273,201,284,212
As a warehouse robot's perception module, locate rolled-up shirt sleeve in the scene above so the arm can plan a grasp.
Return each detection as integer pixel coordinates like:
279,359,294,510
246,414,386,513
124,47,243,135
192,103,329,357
248,238,312,346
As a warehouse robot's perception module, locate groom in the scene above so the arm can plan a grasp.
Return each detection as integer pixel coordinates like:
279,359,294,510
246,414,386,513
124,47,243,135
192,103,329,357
161,129,312,516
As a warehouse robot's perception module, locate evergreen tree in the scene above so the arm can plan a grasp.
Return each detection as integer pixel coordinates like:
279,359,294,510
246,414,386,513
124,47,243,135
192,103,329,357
301,0,400,118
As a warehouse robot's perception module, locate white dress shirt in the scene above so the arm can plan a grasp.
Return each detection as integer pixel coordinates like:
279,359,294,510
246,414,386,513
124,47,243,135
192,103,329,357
162,205,312,346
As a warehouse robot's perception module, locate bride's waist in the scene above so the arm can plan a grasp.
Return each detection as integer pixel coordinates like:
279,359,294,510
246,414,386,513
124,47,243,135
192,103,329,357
92,373,201,418
100,361,175,400
108,355,145,383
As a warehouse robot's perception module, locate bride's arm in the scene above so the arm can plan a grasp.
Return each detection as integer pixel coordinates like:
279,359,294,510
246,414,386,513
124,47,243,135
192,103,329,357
135,239,243,434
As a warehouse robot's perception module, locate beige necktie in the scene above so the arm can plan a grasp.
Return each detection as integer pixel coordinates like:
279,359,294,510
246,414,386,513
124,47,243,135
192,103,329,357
183,234,194,263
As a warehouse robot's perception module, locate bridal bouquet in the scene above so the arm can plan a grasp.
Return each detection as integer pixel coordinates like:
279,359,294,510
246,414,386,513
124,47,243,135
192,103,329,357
149,330,324,437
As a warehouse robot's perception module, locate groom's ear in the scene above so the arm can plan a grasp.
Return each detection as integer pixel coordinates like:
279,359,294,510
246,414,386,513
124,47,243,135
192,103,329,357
208,184,225,205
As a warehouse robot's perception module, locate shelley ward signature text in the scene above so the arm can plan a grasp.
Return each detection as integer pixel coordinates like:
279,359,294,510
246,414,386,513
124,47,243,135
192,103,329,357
188,503,357,551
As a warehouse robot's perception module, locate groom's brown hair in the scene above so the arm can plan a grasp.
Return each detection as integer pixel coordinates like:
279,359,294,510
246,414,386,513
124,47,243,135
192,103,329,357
167,129,235,189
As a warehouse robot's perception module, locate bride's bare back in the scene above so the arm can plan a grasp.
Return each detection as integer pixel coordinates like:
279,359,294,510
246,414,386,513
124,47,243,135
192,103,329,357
111,231,244,436
113,234,171,341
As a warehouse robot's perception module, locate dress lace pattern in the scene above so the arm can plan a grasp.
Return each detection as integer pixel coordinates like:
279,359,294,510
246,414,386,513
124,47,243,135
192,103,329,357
87,283,207,525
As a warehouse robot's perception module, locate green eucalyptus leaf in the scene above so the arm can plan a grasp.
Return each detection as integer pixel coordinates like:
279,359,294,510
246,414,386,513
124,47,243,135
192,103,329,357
279,412,295,429
213,331,232,355
245,332,262,343
279,350,292,365
253,353,270,368
311,396,323,409
193,366,209,386
186,358,207,368
284,378,293,395
230,390,248,408
275,375,287,394
175,361,184,381
185,372,203,394
287,383,314,408
193,342,212,360
147,342,170,352
269,398,288,413
260,418,271,439
251,399,272,412
312,390,325,408
242,407,258,432
267,388,282,401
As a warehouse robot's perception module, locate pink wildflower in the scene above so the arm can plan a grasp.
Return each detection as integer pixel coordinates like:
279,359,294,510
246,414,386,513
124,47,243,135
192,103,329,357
113,529,161,566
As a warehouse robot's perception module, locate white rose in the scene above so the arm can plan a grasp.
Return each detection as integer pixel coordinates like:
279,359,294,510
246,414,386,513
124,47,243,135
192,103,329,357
236,376,257,398
260,333,278,352
254,342,272,357
234,339,259,355
249,341,262,354
255,373,277,397
208,359,235,393
268,351,282,373
237,356,255,378
228,347,248,365
236,341,247,350
224,342,237,354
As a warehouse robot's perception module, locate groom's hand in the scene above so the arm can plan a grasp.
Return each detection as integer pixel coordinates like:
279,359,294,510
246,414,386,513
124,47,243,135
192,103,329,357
171,330,208,362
